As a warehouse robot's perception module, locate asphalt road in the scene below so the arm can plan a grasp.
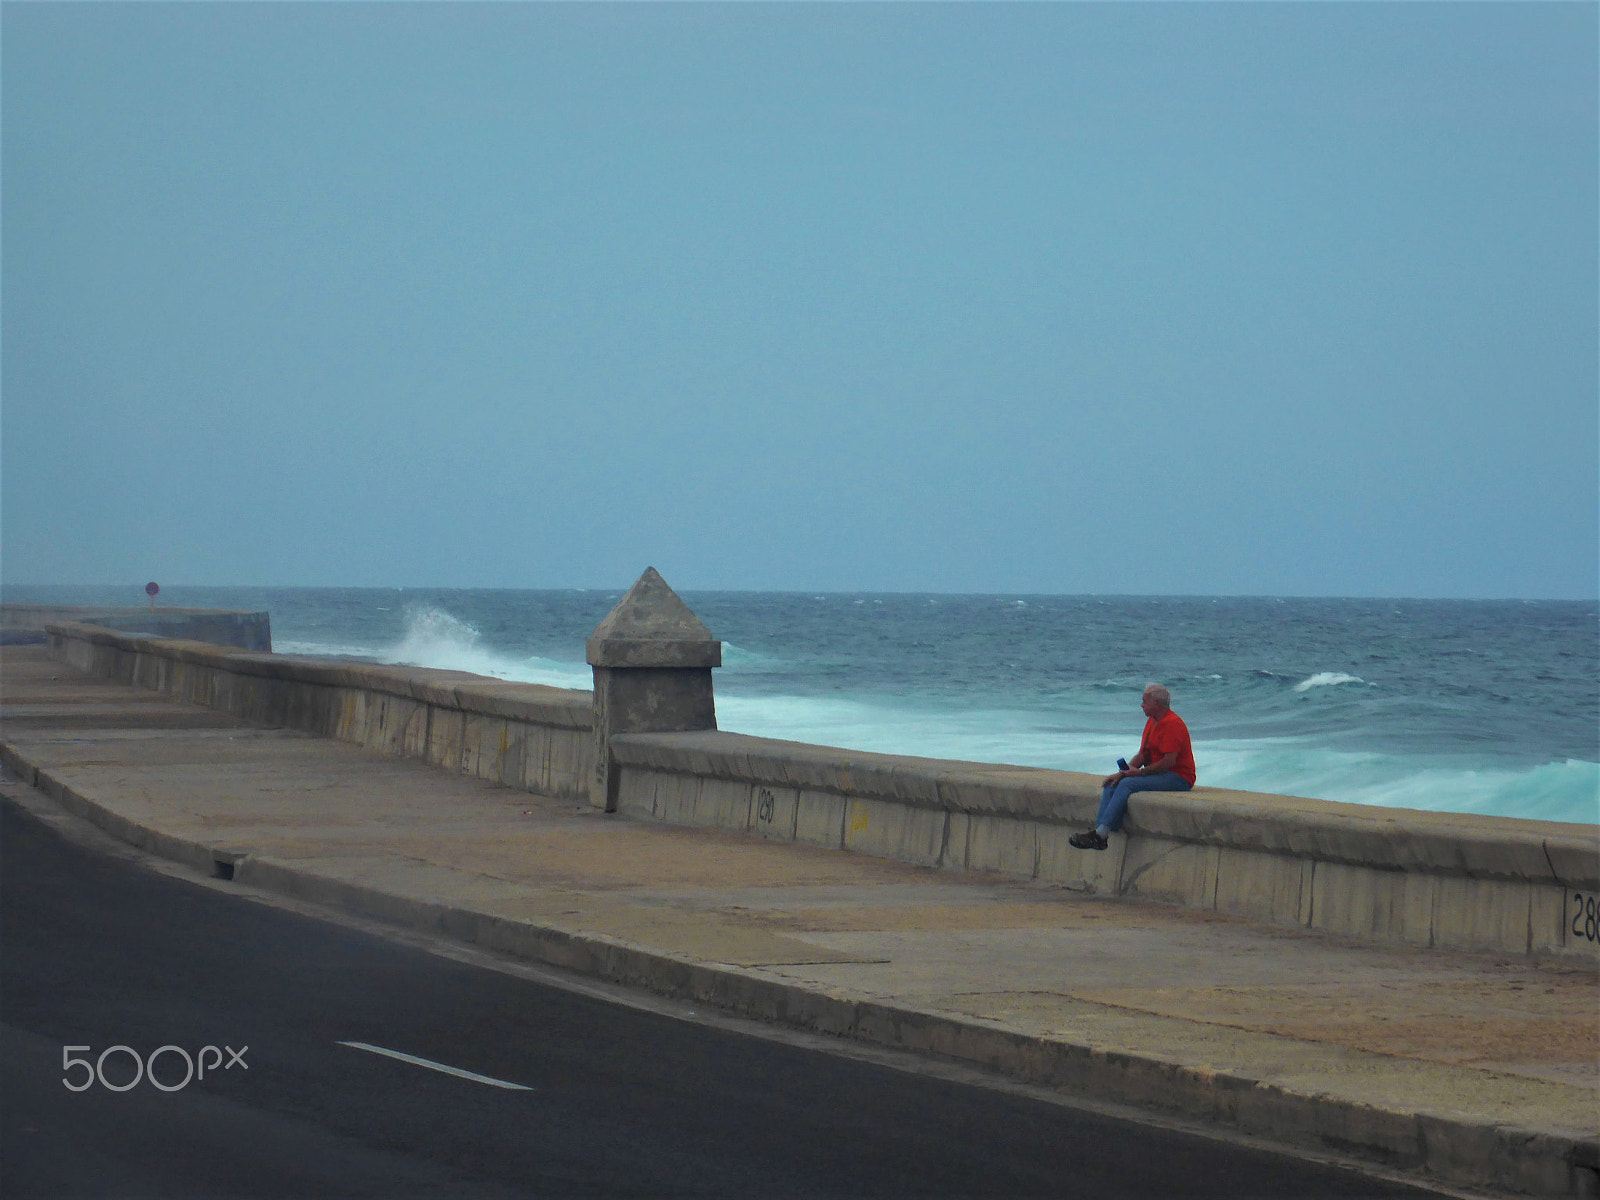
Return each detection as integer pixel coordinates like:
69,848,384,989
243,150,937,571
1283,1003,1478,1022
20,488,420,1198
0,793,1449,1199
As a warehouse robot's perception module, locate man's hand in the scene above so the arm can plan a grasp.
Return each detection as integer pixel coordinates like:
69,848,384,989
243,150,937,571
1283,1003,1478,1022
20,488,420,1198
1101,771,1128,788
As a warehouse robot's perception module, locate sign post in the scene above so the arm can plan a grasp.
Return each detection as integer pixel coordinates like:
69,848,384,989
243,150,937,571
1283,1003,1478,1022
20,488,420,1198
145,581,159,613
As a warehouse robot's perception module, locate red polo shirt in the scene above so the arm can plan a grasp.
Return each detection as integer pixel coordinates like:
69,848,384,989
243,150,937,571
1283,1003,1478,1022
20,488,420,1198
1141,710,1196,785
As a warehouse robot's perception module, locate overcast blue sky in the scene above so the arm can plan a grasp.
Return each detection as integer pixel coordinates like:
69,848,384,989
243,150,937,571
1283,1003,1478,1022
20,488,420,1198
3,2,1595,597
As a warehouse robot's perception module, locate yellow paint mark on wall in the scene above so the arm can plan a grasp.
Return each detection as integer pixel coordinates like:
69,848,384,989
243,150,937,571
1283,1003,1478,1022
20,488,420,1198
849,800,870,835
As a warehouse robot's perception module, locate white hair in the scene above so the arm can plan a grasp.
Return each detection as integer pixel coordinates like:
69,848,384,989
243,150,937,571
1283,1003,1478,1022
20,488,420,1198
1143,683,1171,705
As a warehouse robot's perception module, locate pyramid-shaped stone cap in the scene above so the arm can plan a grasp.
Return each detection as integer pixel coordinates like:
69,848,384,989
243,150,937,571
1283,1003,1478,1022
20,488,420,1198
586,567,722,669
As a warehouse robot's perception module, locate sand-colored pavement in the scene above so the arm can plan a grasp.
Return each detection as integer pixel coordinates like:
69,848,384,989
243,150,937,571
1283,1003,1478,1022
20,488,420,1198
2,646,1595,1197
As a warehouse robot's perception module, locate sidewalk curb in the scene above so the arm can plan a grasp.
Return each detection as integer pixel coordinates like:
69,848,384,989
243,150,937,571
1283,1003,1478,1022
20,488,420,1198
3,740,1594,1198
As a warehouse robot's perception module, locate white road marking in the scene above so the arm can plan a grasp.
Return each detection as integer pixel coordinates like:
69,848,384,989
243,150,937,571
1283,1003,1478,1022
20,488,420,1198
336,1041,533,1091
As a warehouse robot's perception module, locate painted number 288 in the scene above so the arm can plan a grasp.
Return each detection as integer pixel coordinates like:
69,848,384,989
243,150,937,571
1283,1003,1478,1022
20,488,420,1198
1571,893,1598,944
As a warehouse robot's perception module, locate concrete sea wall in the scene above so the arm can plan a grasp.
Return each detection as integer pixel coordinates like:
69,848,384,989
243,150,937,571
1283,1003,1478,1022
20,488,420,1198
43,620,1600,963
609,731,1600,963
46,622,590,801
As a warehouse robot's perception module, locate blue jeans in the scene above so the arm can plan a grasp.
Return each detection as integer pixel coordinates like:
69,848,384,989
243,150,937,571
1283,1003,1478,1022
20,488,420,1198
1097,772,1192,833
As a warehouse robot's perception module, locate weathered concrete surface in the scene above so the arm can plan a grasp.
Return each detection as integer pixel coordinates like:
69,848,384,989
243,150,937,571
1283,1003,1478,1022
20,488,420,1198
2,646,1596,1197
587,568,720,812
612,732,1600,963
3,605,271,650
47,621,594,801
584,567,721,669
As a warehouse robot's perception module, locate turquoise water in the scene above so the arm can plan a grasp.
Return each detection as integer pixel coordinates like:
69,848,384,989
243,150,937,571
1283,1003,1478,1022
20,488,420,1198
8,585,1596,824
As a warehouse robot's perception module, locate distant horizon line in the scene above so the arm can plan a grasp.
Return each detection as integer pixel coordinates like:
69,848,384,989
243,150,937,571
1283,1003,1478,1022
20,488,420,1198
3,582,1596,605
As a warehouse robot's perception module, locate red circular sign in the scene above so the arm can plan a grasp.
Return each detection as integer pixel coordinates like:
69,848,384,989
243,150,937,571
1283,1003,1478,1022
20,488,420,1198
145,582,160,597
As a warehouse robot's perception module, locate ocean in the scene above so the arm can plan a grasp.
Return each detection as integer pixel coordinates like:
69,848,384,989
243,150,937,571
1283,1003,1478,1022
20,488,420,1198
7,585,1596,826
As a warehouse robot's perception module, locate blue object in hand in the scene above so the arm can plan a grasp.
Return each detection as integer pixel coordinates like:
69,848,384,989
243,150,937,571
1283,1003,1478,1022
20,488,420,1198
1117,758,1129,772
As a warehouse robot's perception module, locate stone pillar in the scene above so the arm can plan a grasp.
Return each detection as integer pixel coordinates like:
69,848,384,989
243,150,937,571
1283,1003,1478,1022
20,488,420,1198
586,567,721,812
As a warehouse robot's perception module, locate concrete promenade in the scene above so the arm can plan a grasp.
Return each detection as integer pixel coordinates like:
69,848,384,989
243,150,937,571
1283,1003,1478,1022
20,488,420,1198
3,644,1596,1197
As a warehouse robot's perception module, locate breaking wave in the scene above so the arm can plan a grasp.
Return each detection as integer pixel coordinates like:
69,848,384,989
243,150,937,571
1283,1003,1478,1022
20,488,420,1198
363,606,592,690
1293,671,1366,693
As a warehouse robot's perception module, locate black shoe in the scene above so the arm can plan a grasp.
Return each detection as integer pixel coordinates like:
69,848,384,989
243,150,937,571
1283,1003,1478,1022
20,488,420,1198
1069,830,1108,851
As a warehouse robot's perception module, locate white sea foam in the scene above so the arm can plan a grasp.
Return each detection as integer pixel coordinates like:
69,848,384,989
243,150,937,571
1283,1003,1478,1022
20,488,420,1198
719,642,781,670
1199,740,1599,823
1293,671,1365,693
713,692,1126,768
375,607,592,690
273,639,383,660
715,698,1597,823
389,607,481,664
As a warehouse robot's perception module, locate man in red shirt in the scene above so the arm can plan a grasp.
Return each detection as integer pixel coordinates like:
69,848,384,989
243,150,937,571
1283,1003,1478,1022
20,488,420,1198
1070,683,1195,851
